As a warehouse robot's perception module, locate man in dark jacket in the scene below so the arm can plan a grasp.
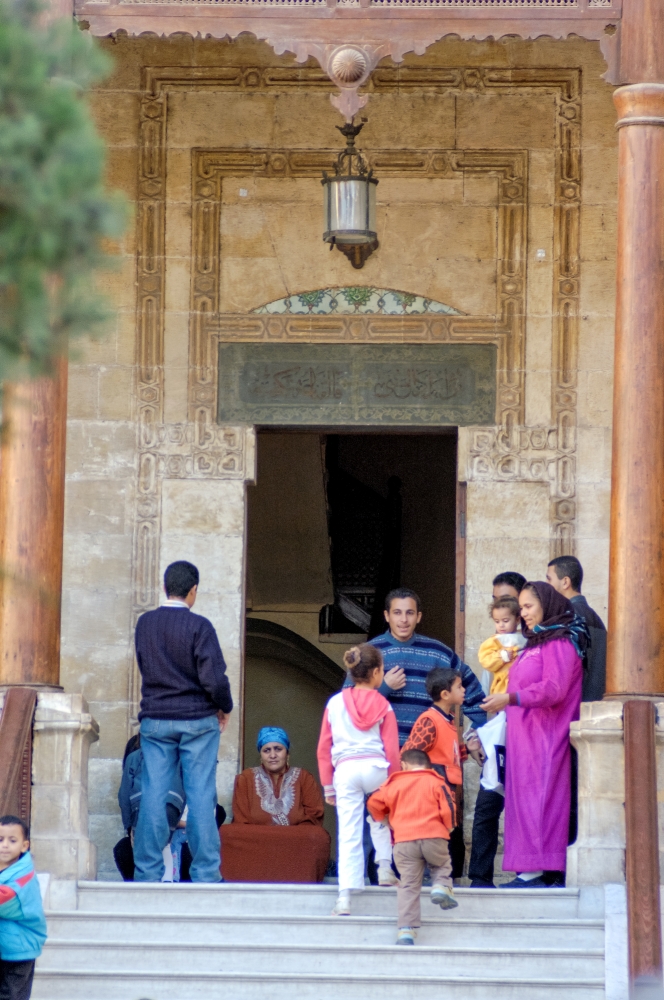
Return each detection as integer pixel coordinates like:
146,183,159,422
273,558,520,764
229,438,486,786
546,555,607,701
133,560,233,882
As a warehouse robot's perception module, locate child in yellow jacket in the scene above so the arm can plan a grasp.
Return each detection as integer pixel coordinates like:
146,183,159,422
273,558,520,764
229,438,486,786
478,596,526,695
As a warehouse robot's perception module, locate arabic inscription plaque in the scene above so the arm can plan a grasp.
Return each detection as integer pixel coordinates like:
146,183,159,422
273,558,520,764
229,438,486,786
218,343,496,426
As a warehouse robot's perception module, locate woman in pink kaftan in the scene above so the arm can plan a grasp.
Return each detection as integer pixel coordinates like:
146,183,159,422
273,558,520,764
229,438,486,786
482,581,587,885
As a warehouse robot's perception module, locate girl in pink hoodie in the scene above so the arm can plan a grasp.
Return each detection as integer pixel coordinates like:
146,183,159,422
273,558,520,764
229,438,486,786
317,644,400,915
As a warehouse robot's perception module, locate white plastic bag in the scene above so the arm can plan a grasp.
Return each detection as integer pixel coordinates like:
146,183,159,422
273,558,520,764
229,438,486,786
476,710,507,795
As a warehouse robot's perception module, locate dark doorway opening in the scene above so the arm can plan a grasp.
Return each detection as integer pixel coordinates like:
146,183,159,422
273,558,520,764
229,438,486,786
322,433,458,647
243,428,459,771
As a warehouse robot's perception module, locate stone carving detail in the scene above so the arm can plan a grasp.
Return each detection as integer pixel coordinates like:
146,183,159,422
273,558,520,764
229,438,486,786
216,342,496,425
131,421,255,711
466,423,576,556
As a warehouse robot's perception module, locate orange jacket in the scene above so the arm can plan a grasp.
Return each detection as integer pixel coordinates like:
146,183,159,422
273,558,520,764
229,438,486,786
401,706,465,786
367,769,456,843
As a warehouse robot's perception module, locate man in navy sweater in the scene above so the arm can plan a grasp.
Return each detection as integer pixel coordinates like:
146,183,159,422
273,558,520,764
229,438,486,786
133,560,233,882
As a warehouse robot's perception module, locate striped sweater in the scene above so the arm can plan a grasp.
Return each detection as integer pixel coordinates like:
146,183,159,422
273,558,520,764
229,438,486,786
345,631,486,745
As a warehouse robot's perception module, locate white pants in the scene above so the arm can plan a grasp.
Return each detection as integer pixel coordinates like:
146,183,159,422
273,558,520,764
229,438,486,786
334,759,393,891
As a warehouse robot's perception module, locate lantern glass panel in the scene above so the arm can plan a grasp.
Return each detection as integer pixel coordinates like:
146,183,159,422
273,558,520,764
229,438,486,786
324,177,377,244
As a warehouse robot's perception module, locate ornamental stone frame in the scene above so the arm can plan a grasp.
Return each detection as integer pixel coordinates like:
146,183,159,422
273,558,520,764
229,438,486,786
131,63,583,720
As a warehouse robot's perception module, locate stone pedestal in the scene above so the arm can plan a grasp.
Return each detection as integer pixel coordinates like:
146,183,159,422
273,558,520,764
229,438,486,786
0,689,99,897
567,699,664,886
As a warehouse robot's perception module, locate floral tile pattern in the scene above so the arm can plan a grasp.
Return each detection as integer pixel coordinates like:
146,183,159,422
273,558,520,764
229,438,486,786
252,287,462,316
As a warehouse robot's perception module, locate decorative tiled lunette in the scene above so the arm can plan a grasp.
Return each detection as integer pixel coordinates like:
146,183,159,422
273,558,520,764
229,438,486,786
253,287,462,315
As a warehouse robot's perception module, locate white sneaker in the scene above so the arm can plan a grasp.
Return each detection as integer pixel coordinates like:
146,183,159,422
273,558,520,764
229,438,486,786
378,863,399,886
332,892,351,916
431,885,458,910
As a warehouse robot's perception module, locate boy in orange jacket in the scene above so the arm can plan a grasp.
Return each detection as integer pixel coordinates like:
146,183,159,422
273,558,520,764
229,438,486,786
401,666,467,788
367,749,456,946
400,665,473,876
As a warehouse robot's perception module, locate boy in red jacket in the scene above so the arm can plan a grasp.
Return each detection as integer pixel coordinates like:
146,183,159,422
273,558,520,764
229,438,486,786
367,749,457,946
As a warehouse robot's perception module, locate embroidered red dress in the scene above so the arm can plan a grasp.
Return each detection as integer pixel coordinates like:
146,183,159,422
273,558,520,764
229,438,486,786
220,766,330,883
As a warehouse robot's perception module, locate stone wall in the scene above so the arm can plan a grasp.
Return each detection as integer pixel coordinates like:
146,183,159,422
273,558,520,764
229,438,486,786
60,32,616,874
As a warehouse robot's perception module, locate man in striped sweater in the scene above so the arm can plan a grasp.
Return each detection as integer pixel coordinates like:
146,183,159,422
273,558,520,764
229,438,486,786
347,588,486,745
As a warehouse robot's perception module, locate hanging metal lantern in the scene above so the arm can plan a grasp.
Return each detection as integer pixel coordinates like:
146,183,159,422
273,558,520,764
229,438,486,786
322,119,378,270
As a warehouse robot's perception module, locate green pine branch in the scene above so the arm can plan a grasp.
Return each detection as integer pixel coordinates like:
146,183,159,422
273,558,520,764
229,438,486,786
0,0,128,382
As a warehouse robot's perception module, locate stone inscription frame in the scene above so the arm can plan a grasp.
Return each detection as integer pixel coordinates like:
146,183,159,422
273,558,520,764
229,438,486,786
216,342,497,426
189,145,526,433
133,63,582,650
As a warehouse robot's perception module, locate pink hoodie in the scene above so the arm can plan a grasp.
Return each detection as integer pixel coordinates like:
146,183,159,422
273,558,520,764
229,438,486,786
317,687,401,791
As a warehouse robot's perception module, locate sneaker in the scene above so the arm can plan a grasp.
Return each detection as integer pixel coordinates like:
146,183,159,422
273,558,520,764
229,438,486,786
396,928,416,945
332,892,351,915
431,885,458,910
500,876,548,889
378,863,399,886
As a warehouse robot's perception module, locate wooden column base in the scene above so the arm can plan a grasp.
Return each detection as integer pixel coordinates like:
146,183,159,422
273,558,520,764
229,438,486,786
624,700,662,994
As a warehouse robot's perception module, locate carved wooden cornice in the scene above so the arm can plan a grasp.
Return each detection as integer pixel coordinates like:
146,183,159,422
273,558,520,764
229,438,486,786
77,3,621,78
76,0,622,96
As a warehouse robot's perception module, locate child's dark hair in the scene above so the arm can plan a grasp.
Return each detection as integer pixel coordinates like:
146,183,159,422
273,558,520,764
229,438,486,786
489,595,520,620
425,666,460,702
0,815,29,839
343,643,383,681
401,749,431,768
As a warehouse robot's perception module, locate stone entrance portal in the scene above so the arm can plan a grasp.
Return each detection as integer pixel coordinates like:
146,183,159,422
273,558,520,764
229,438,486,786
244,428,460,855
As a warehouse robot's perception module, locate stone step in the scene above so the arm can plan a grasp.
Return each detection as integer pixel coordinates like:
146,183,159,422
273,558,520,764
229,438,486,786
45,910,605,949
75,881,597,920
32,968,606,1000
37,939,605,979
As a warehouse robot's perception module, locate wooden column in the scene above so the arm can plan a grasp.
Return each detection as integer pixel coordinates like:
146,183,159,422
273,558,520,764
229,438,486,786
607,4,664,991
0,359,68,687
606,82,664,697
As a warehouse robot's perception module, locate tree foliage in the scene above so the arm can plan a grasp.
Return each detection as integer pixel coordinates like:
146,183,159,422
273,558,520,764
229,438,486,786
0,1,126,381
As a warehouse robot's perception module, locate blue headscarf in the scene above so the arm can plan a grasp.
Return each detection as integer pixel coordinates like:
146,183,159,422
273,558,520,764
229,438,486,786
256,726,290,752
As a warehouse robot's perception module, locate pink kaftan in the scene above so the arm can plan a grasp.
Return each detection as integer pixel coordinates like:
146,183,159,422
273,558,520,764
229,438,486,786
502,637,582,873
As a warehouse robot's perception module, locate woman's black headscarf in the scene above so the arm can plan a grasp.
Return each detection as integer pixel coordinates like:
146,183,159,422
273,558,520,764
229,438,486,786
521,580,589,656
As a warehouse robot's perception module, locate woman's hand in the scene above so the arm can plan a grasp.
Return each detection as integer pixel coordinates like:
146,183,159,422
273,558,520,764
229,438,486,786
325,794,336,806
482,692,510,713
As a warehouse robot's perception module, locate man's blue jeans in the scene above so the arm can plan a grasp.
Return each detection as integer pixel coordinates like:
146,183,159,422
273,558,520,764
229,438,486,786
134,716,222,883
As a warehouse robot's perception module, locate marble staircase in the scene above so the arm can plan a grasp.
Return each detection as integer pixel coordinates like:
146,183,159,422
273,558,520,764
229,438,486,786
34,881,607,999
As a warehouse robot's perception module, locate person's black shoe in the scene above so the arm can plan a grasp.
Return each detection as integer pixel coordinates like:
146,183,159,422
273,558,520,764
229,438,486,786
500,875,548,889
470,879,496,888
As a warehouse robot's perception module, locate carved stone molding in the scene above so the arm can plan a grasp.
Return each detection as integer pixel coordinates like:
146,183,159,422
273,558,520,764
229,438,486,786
467,424,576,556
134,422,255,614
131,422,255,711
189,145,527,431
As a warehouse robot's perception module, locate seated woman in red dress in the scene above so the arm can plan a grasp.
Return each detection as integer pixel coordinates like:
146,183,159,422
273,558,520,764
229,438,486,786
220,727,331,883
